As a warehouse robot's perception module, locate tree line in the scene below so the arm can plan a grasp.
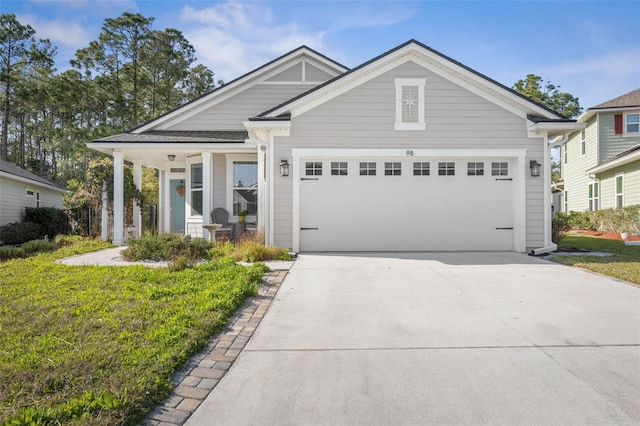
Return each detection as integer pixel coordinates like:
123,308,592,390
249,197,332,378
0,12,219,187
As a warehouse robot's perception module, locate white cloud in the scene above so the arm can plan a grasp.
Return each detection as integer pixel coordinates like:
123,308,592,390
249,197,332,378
534,49,640,108
179,1,414,82
18,13,93,49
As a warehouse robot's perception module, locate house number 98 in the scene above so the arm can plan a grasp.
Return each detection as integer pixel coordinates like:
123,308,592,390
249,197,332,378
406,150,414,156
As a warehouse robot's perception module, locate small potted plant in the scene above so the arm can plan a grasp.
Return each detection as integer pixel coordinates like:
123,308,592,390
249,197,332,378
238,210,249,223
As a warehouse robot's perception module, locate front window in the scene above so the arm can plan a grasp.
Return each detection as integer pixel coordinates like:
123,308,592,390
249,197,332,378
190,163,203,216
588,182,599,211
616,174,624,208
232,161,258,216
581,130,586,156
625,113,639,134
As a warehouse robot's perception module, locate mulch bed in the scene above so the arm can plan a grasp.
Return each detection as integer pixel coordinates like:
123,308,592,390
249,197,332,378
571,230,640,242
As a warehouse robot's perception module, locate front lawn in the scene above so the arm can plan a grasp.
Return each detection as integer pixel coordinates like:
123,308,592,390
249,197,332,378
552,234,640,285
0,240,266,425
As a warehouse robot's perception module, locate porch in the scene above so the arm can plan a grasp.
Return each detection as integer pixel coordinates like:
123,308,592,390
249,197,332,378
89,131,269,246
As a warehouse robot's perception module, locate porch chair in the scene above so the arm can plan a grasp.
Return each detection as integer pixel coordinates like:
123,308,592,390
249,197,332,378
210,208,241,241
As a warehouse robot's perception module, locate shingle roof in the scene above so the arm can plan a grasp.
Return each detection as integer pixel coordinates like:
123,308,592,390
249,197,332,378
593,143,640,168
590,88,640,109
94,130,248,143
0,159,67,191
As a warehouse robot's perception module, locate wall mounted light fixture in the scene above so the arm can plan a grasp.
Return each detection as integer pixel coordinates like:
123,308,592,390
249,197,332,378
280,159,290,177
167,154,176,161
529,160,541,177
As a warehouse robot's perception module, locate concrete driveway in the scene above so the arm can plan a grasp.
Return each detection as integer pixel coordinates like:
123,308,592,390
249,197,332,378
187,252,640,425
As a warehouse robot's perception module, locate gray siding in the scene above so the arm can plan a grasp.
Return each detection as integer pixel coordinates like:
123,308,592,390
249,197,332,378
305,63,333,82
213,154,227,209
266,62,303,82
562,116,598,212
271,61,545,250
598,112,640,161
0,177,63,225
168,84,314,131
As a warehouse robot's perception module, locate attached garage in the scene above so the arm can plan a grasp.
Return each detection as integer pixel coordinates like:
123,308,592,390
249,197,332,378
293,149,527,252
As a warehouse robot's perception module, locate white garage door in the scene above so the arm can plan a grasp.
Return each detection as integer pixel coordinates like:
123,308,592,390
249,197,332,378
299,158,515,251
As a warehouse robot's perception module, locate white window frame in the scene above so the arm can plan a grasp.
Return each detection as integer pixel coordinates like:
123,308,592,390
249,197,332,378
305,161,323,176
413,162,430,176
330,162,348,176
615,173,624,208
226,154,259,220
588,181,599,211
564,190,569,213
26,188,35,198
438,162,455,176
359,162,376,176
491,162,509,176
624,112,640,135
581,130,586,156
394,78,426,130
189,162,203,217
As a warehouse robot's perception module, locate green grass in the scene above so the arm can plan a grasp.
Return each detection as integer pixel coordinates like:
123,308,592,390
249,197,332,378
0,240,267,425
552,234,640,285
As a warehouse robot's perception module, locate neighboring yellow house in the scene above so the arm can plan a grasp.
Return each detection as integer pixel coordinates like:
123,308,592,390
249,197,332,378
560,88,640,212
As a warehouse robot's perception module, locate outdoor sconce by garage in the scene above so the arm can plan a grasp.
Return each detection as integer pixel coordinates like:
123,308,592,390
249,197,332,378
280,159,290,177
529,160,541,177
167,154,176,161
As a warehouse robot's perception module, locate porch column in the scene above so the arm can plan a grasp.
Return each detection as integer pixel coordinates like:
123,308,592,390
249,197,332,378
113,151,125,246
101,180,108,241
256,144,268,237
202,152,213,239
158,169,166,234
132,160,142,238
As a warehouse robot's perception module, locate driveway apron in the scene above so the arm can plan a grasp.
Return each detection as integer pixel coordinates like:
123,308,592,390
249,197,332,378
186,252,640,425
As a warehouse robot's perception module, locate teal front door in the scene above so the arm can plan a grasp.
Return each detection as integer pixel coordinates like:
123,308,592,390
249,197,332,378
170,179,186,233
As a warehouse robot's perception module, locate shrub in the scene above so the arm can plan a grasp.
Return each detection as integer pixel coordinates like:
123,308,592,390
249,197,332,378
566,211,593,230
21,239,57,254
0,246,26,260
0,222,42,245
552,212,571,246
24,207,69,238
121,233,212,266
585,205,640,235
209,233,290,262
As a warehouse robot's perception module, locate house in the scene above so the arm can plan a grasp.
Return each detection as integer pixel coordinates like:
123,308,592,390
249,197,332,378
559,88,640,213
88,40,582,253
0,159,68,226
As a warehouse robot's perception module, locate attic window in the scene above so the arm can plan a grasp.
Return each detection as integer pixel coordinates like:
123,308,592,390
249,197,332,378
395,78,426,130
625,113,639,134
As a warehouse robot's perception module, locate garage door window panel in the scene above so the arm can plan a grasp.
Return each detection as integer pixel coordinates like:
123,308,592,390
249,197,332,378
491,162,509,176
438,162,455,176
331,162,348,176
467,162,484,176
413,162,430,176
384,162,401,176
305,162,322,176
360,162,376,176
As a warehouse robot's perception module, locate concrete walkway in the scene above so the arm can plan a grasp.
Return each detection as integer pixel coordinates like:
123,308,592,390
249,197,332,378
187,252,640,425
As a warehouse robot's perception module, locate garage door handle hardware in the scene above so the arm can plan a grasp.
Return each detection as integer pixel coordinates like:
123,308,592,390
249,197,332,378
300,227,319,230
495,178,513,181
301,178,319,181
496,227,513,230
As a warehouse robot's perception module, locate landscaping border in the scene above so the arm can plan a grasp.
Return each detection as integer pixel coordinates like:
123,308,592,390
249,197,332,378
145,271,287,425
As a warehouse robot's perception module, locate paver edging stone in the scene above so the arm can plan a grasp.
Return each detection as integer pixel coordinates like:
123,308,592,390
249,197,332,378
144,271,287,426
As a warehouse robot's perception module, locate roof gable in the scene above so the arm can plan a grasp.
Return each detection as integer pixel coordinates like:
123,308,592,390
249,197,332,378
590,88,640,110
132,46,348,133
256,40,566,121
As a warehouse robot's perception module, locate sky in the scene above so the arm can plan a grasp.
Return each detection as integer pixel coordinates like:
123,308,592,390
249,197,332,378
3,0,640,110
